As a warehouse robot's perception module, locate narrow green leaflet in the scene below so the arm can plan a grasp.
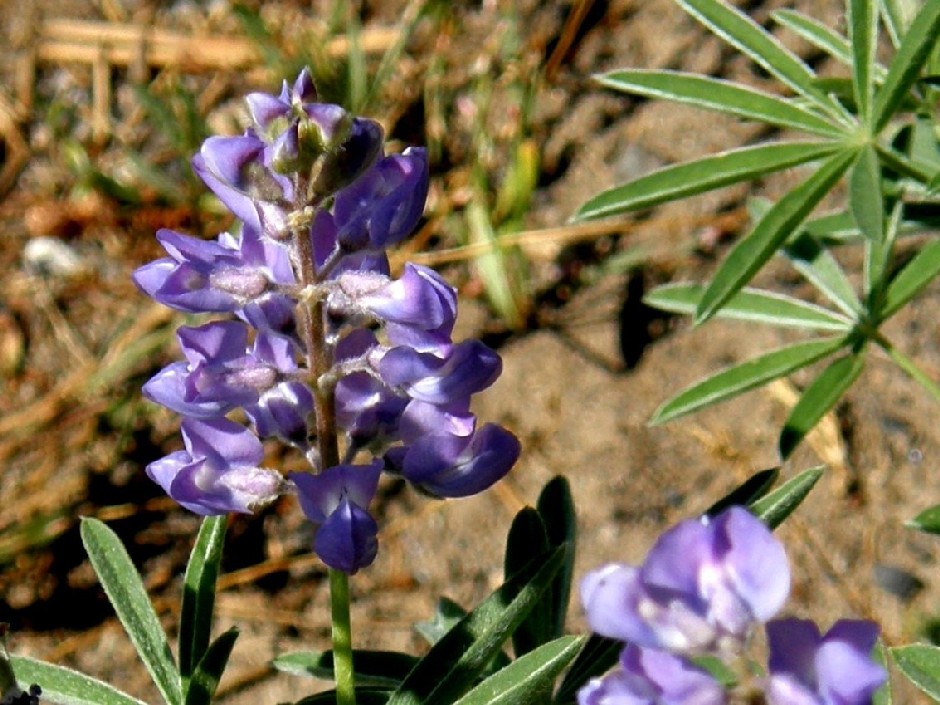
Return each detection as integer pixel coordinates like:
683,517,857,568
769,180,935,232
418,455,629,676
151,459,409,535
387,545,568,705
873,640,893,705
179,516,226,684
779,352,866,458
576,141,840,221
881,238,940,318
646,283,853,331
184,628,238,705
705,467,780,517
873,0,940,132
880,0,909,47
676,0,836,114
695,148,857,323
784,232,862,318
273,650,418,687
414,598,469,648
749,465,825,529
651,337,845,424
906,504,940,535
80,518,182,705
849,144,884,242
11,657,148,705
536,476,577,641
504,509,552,657
891,644,940,701
452,637,585,705
848,0,877,122
595,70,843,136
553,635,621,705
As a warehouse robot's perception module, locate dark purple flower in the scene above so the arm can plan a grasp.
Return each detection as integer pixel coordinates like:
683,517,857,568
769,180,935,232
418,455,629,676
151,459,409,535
291,463,382,573
246,380,314,448
578,644,726,705
765,619,885,705
146,417,283,515
378,340,502,405
581,507,790,655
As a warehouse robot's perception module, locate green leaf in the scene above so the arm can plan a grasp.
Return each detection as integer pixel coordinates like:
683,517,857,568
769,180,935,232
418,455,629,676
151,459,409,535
848,0,877,122
273,650,418,687
467,198,528,330
906,505,940,535
504,509,551,657
10,657,148,705
676,0,836,112
576,141,841,221
536,476,577,641
651,337,845,424
294,687,393,705
80,518,182,705
695,148,857,323
882,237,940,318
783,232,863,317
184,628,238,705
387,545,569,705
849,144,885,242
749,465,825,528
415,598,468,647
779,352,866,458
873,0,940,132
553,635,621,705
453,637,585,705
595,70,843,137
646,283,853,331
880,0,910,47
705,467,780,517
772,10,860,73
891,644,940,701
179,516,226,684
873,639,893,705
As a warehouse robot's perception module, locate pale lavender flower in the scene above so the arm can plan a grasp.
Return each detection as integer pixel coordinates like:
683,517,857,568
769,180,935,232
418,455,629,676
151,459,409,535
146,417,283,515
765,619,886,705
581,507,790,655
577,644,725,705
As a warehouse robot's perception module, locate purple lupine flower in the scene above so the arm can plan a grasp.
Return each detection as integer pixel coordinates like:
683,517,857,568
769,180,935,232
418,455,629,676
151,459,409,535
765,619,886,705
378,340,502,405
581,507,790,656
577,644,726,705
290,462,382,573
146,417,283,515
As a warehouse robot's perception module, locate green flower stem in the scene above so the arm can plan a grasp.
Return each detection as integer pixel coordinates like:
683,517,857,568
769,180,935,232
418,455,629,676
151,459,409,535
330,568,356,705
876,333,940,405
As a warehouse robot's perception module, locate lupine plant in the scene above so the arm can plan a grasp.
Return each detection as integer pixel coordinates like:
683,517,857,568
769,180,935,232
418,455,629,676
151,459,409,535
7,0,940,701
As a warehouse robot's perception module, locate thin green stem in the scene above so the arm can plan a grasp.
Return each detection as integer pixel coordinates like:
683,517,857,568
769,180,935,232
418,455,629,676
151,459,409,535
876,333,940,405
330,568,356,705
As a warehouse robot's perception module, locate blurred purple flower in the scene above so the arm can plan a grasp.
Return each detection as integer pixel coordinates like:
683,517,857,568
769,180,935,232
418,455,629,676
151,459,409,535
578,644,726,705
581,507,790,655
765,619,885,705
146,417,283,515
291,462,382,573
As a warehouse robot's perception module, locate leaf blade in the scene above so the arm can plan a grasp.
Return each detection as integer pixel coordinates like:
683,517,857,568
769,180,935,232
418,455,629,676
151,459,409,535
11,657,148,705
179,516,227,684
849,144,885,242
848,0,877,122
891,644,940,701
783,232,863,317
882,237,940,318
749,466,825,528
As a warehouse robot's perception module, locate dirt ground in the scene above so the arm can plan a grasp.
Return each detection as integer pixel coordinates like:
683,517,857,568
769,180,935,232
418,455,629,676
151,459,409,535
1,0,940,703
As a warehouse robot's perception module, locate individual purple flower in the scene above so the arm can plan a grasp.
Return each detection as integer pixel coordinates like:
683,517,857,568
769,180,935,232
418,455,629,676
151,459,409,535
146,417,283,515
578,644,726,705
765,619,886,705
290,462,382,573
581,507,790,656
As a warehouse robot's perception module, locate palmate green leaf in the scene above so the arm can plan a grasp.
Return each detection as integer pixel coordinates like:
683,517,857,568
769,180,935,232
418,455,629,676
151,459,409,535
873,0,940,132
881,237,940,318
779,351,866,458
906,505,940,535
891,644,940,701
850,144,885,242
849,0,878,122
11,657,147,705
575,141,840,221
536,477,577,642
695,147,857,323
453,637,585,705
504,509,552,657
676,0,838,115
184,628,238,705
387,545,568,705
705,467,780,517
646,283,853,331
273,650,418,687
553,635,621,705
80,518,182,705
749,465,825,528
784,232,863,317
179,516,226,685
595,70,843,137
651,336,844,424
